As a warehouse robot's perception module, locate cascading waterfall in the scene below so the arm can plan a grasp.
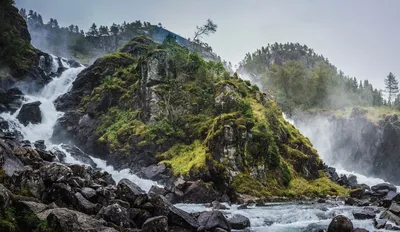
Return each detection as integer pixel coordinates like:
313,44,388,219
0,57,156,192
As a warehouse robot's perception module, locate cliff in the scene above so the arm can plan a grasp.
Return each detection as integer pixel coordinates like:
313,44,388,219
53,36,346,201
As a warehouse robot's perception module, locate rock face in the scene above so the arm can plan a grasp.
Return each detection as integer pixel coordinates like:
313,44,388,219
328,215,354,232
294,109,400,185
17,101,42,126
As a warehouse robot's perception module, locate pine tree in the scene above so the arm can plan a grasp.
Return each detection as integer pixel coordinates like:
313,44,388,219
385,72,399,104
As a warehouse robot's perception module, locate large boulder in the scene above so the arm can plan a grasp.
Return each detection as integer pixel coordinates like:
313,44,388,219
352,207,376,220
228,214,250,229
139,164,167,181
381,210,400,225
0,87,24,114
373,218,387,229
198,211,231,231
182,180,219,203
372,183,397,192
17,101,42,126
10,167,45,198
43,208,117,232
116,178,148,207
142,216,168,232
328,215,354,232
39,163,73,185
152,195,199,230
74,192,98,214
96,203,131,228
60,144,97,168
0,140,24,176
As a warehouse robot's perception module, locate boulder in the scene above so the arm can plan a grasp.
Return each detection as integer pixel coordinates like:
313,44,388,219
148,185,168,198
0,140,24,176
198,211,231,231
345,198,359,206
380,210,400,225
44,208,117,232
371,183,397,192
351,229,369,232
211,201,229,210
39,163,73,185
80,187,97,201
10,168,45,198
182,180,219,203
373,218,387,229
349,189,364,199
116,178,148,207
74,192,97,214
390,202,400,216
0,87,24,114
43,183,74,207
129,208,152,228
0,184,12,209
237,204,248,210
96,203,131,228
228,214,250,229
328,215,353,232
152,195,199,230
352,207,376,220
142,216,168,232
139,164,167,181
17,101,42,126
60,144,97,168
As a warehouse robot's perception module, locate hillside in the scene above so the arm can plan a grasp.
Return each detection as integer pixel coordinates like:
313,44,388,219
53,36,347,201
237,43,384,113
21,9,222,65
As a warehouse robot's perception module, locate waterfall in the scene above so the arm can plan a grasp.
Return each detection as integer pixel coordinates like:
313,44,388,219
0,57,157,192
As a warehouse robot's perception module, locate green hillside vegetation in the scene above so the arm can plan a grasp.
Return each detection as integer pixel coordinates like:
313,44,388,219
238,43,384,114
79,36,347,197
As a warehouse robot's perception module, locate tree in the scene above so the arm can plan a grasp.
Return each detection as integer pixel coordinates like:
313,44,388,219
193,19,217,42
99,25,109,36
87,23,98,36
110,23,119,36
68,24,74,32
163,33,177,44
385,72,399,104
37,14,43,25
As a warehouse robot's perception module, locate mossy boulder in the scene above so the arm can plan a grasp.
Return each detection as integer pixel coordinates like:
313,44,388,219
54,36,348,200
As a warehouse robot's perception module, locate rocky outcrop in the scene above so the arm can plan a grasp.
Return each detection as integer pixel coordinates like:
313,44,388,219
17,101,42,126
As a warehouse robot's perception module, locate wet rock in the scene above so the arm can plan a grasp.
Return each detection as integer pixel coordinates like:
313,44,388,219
182,180,219,203
305,223,326,232
0,140,24,176
139,164,167,181
345,198,359,206
382,191,398,208
44,208,118,232
372,183,397,192
152,195,199,230
380,210,400,225
228,214,250,229
116,178,148,207
43,183,75,207
130,207,151,228
80,187,97,201
17,101,42,126
37,149,56,162
10,167,45,198
96,203,131,228
34,140,46,150
373,218,387,229
352,207,376,219
237,204,248,210
385,224,400,230
328,215,353,232
198,211,231,231
148,185,168,198
74,192,97,214
40,163,73,185
109,199,130,209
142,216,168,232
60,144,97,168
390,203,400,216
351,229,369,232
212,200,229,210
349,189,364,199
0,87,24,114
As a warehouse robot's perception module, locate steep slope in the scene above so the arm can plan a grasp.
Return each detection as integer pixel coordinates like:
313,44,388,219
237,43,383,113
53,37,346,201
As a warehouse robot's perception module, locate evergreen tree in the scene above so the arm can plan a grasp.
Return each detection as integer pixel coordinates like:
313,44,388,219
110,23,119,36
87,23,98,36
385,72,399,104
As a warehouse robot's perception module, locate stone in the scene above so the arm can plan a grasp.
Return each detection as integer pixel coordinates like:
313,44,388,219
74,192,97,214
34,140,46,150
0,184,12,209
351,229,369,232
380,210,400,225
390,203,400,216
96,203,131,228
237,204,248,210
60,144,97,168
373,218,387,229
116,178,148,207
352,207,376,220
142,216,168,232
345,198,359,206
182,180,219,203
17,101,42,126
371,183,397,192
39,163,73,184
228,214,251,229
198,211,231,231
328,215,353,232
80,187,97,201
212,200,229,210
148,185,168,198
139,164,167,181
129,208,151,228
349,189,364,199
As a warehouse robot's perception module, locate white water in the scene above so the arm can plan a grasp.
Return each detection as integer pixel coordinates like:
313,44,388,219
0,58,157,192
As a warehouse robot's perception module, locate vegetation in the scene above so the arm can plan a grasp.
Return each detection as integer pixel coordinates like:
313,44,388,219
0,0,37,79
385,72,399,105
0,207,55,232
238,43,384,114
79,36,344,197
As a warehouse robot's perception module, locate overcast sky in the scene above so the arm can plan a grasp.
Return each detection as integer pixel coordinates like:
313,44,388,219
16,0,400,90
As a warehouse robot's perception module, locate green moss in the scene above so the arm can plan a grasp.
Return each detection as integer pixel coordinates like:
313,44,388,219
231,173,270,197
158,140,210,176
14,188,32,197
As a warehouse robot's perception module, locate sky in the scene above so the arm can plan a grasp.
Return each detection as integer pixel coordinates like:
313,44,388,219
15,0,400,90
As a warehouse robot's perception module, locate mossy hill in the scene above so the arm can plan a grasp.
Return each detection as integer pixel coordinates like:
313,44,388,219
56,36,347,199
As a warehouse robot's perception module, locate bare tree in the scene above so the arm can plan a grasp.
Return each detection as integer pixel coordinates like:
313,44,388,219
193,19,217,42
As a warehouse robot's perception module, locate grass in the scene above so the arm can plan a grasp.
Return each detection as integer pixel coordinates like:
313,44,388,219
158,140,209,176
332,106,400,124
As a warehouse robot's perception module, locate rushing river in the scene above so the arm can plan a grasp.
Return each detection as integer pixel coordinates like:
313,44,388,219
0,58,394,231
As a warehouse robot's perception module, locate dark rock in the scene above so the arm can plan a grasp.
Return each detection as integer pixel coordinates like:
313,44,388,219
237,204,248,210
352,207,376,219
390,203,400,216
148,185,168,198
39,163,73,185
109,199,130,209
43,183,75,207
182,180,219,203
165,192,178,204
37,149,56,162
328,215,353,232
345,198,359,206
198,211,231,231
380,210,400,225
351,229,369,232
305,223,326,232
373,218,387,229
385,224,400,230
10,167,45,198
80,187,97,201
372,183,397,192
92,170,115,186
129,208,152,228
228,214,250,229
317,198,326,203
382,190,398,208
17,101,42,126
0,87,24,114
74,192,97,214
44,208,117,232
212,200,229,210
116,178,148,207
34,140,46,150
349,189,364,199
0,184,12,210
0,140,24,176
139,164,167,181
152,195,199,230
61,144,97,168
96,203,131,228
142,216,168,232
